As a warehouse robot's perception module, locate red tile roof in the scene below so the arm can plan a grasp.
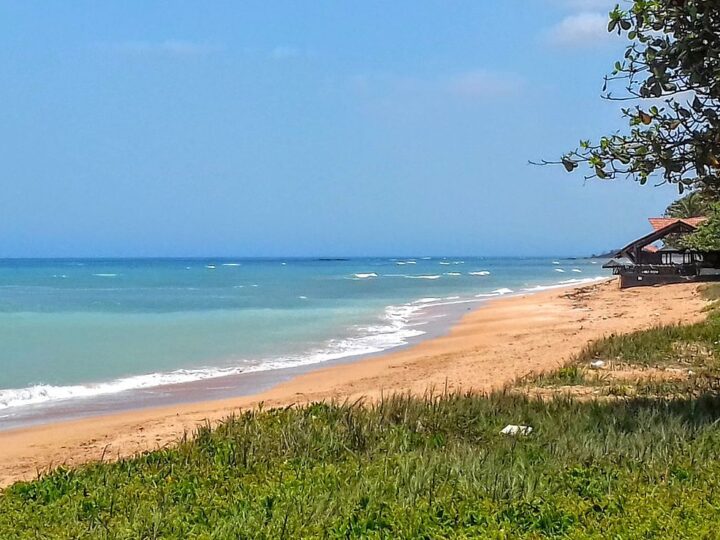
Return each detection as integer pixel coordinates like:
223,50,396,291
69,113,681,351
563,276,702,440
648,217,706,231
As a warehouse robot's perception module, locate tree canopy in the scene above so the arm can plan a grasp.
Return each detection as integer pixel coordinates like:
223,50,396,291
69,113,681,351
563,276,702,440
681,202,720,250
555,1,720,196
665,190,712,218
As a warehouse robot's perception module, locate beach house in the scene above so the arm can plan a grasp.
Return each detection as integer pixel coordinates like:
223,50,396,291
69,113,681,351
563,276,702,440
604,217,720,288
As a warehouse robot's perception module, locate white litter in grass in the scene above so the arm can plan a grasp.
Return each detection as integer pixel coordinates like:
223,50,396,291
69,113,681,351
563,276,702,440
590,360,606,369
500,425,533,436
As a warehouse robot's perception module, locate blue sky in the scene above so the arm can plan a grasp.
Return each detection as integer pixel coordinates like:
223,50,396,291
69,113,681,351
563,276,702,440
0,0,679,257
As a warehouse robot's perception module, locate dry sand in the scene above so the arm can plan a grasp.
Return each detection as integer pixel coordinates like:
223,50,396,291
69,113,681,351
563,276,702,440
0,279,708,488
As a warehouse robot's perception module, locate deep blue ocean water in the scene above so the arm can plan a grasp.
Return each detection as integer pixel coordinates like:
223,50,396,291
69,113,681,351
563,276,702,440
0,257,609,422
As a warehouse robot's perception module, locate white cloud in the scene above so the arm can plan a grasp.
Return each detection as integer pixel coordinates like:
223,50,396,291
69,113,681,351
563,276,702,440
545,12,616,47
100,40,220,56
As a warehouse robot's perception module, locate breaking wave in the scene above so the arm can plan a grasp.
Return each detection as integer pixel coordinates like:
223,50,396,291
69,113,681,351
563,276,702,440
0,269,611,414
0,301,430,411
384,274,443,280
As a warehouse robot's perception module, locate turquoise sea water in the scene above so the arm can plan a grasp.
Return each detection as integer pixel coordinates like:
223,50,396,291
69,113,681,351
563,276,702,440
0,257,609,425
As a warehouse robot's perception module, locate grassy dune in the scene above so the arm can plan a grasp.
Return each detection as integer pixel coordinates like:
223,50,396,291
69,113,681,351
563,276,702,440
2,286,720,539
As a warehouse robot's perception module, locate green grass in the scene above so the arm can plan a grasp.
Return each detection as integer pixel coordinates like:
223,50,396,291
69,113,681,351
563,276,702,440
3,390,720,538
3,290,720,538
530,365,589,386
699,283,720,302
526,365,607,389
566,282,720,370
572,310,720,369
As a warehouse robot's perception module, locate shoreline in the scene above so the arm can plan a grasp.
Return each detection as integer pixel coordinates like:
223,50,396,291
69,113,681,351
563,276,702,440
0,278,708,488
0,276,608,431
0,287,489,431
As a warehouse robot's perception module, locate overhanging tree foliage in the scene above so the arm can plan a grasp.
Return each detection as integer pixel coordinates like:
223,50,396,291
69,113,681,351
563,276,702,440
549,1,720,196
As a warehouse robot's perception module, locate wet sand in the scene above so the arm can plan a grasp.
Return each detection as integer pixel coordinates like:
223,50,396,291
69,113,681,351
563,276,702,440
0,279,708,488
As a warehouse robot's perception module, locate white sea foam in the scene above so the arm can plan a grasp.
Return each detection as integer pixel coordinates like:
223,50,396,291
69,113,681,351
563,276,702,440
222,263,241,267
298,295,308,299
493,288,514,295
0,368,246,411
554,268,565,273
572,269,582,273
93,273,118,278
414,297,443,304
439,262,451,265
445,272,462,276
552,261,560,265
557,276,606,285
469,271,490,276
353,273,378,279
385,274,442,280
206,265,216,269
521,276,608,292
473,289,513,297
0,298,430,412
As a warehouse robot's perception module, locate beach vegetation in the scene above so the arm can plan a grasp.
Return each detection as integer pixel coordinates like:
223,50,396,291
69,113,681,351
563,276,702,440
3,388,720,538
681,202,720,250
663,191,714,248
665,191,712,219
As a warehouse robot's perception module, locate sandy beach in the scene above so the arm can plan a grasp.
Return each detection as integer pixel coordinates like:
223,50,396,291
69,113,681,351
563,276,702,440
0,278,708,488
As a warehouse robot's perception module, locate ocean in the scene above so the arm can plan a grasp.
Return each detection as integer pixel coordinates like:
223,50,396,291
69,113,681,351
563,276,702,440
0,257,609,428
